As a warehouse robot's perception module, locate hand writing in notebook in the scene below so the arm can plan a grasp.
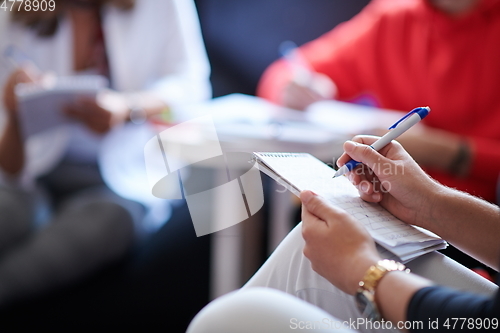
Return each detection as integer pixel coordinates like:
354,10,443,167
299,135,442,294
301,133,500,316
301,136,430,291
3,45,44,117
3,66,41,118
279,40,337,111
1,64,45,174
336,135,442,229
254,152,439,250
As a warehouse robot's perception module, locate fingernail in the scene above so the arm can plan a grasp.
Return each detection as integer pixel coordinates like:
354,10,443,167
372,193,381,201
344,140,357,153
360,182,369,193
300,190,317,204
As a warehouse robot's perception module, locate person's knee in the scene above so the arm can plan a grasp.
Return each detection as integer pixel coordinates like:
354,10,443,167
0,188,34,252
57,200,135,262
188,288,349,333
87,201,135,259
91,200,134,247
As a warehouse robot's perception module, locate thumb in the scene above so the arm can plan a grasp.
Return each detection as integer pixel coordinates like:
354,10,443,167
343,140,392,173
300,190,345,223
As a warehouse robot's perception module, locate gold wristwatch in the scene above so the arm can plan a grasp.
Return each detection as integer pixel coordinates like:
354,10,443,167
355,260,410,321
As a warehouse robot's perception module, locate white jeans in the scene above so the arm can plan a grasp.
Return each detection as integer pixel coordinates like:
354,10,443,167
188,223,497,333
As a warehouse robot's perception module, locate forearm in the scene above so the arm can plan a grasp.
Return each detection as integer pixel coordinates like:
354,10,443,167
376,269,497,332
468,136,500,182
417,129,463,174
397,126,468,176
376,272,433,327
407,286,497,333
415,129,500,182
0,117,24,175
426,187,500,269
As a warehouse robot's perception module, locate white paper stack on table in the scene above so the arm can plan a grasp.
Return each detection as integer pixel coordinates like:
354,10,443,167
253,152,447,263
15,75,108,138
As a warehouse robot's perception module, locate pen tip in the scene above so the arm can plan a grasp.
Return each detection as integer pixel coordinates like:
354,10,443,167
333,164,348,178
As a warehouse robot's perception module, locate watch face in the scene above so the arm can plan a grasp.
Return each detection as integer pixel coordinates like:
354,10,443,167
130,107,147,124
355,290,381,322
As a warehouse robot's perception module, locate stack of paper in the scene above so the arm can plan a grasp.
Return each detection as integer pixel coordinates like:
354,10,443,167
254,152,446,263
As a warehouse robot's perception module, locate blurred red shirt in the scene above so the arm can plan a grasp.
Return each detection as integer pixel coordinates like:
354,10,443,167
258,0,500,202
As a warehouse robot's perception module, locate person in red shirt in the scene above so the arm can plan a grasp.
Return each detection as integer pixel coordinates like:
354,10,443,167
258,0,500,203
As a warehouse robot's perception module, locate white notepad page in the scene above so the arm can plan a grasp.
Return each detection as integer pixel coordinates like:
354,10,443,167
254,152,445,260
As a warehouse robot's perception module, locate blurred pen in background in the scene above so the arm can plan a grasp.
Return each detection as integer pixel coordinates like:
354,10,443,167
3,45,41,79
279,40,317,87
3,44,55,88
279,40,336,111
2,45,50,114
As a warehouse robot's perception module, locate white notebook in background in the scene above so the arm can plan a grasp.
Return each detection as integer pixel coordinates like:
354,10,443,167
15,75,108,138
253,152,447,263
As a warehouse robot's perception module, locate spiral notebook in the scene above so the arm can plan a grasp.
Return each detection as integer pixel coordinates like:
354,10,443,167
253,152,447,263
15,75,108,138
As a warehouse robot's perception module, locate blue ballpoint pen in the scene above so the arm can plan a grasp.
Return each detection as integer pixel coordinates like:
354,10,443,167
333,106,430,178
